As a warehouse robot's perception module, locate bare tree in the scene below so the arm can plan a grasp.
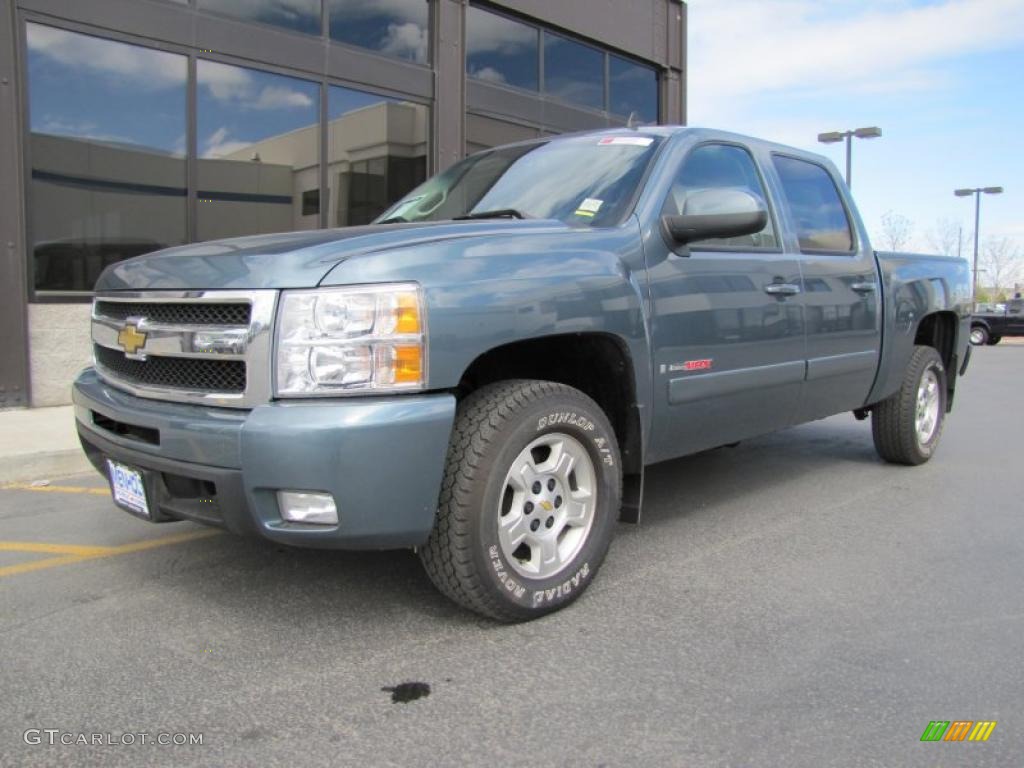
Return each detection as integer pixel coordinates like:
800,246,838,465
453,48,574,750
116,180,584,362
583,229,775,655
924,218,961,257
979,236,1024,299
877,211,913,251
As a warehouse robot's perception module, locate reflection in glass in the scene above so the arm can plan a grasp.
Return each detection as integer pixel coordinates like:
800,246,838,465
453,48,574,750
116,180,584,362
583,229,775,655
465,6,538,91
666,144,777,249
609,55,657,122
328,86,428,226
198,0,322,36
26,24,187,292
772,156,854,252
197,61,320,241
543,32,604,111
329,0,429,64
379,134,662,228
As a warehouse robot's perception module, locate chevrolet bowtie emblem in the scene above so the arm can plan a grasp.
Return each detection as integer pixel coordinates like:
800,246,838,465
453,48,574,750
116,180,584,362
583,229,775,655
117,324,147,356
540,500,553,511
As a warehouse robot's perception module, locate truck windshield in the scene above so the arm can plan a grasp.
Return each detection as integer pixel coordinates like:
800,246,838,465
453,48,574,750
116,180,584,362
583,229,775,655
376,134,663,228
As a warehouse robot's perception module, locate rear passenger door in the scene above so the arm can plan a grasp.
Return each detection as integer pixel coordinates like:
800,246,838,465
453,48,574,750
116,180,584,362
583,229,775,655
645,142,805,462
770,155,881,422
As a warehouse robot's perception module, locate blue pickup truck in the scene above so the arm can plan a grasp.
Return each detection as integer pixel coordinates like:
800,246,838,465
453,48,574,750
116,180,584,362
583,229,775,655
75,127,972,621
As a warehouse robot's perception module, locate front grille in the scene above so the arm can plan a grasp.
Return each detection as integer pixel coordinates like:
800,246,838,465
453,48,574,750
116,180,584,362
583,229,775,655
95,301,251,326
95,345,246,393
92,290,274,407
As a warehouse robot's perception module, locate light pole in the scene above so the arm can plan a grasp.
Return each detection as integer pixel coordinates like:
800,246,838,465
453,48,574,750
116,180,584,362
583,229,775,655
817,126,882,188
955,186,1004,304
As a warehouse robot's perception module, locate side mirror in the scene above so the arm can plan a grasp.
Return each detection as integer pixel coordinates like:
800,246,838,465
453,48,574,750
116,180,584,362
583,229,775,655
662,188,768,245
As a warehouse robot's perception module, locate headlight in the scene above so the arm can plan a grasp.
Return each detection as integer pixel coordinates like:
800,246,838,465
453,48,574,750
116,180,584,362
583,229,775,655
275,283,425,396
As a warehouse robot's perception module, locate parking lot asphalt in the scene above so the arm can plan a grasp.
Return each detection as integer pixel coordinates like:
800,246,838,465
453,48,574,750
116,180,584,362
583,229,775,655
2,347,1022,768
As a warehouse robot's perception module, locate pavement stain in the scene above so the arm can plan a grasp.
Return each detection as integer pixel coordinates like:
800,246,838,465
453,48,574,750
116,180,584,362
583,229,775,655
381,681,431,703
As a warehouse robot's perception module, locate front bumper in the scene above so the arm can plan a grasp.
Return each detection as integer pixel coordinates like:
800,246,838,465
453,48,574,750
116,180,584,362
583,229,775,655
73,368,456,549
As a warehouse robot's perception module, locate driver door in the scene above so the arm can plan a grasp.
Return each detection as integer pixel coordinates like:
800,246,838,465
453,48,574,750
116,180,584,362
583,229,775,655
644,142,806,463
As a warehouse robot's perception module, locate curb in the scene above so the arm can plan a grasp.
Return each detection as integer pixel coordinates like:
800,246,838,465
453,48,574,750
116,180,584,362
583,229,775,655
0,450,92,485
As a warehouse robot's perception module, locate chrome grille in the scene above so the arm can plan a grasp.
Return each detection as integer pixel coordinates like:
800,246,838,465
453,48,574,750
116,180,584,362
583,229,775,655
91,290,277,408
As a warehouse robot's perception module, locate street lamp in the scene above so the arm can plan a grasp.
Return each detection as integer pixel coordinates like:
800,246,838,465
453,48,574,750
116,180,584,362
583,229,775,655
817,126,882,188
955,186,1004,305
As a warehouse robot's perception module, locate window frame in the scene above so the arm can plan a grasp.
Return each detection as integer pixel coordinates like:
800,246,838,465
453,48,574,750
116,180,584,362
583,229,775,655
770,152,859,257
18,12,432,301
661,140,784,255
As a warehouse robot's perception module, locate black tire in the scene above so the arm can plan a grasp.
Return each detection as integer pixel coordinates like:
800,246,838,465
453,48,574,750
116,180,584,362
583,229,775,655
988,336,1001,346
871,345,947,466
969,325,989,346
419,380,621,622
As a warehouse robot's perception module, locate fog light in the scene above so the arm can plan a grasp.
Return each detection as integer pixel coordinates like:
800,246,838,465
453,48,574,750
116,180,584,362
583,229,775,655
277,491,338,525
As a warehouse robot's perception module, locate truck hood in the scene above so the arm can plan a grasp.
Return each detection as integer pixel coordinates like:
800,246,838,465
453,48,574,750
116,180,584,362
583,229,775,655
95,220,572,291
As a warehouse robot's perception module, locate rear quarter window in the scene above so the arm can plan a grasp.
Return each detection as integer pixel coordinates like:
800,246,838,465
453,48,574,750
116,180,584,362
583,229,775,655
772,155,854,252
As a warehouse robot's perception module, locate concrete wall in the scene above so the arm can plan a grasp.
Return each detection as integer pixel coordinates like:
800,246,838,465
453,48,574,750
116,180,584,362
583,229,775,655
28,303,92,407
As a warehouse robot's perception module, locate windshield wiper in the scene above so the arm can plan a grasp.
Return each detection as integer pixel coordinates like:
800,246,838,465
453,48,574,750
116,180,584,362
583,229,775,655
377,215,408,224
453,208,528,221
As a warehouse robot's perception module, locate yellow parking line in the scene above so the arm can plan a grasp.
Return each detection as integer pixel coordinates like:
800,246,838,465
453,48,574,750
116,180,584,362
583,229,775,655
0,483,109,496
0,541,113,556
0,529,221,578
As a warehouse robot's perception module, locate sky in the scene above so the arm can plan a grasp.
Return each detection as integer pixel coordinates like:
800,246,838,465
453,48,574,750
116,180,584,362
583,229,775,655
686,0,1024,254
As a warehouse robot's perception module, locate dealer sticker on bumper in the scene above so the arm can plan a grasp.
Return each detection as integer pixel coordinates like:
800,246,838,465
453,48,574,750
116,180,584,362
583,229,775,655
107,460,150,518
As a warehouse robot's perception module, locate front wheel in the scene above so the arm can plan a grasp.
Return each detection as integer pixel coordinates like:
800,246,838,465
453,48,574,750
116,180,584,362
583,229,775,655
987,336,1001,346
871,346,947,465
420,380,621,621
969,326,988,345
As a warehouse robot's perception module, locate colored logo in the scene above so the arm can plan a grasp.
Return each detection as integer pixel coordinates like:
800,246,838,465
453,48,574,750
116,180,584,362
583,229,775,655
920,721,997,742
117,323,147,357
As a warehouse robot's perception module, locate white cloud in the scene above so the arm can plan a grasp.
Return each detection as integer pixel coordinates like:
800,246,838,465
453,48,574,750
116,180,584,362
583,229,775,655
26,23,185,89
687,0,1024,120
202,126,252,158
253,85,315,109
466,9,537,55
469,66,507,85
380,22,429,64
331,0,427,24
198,60,314,110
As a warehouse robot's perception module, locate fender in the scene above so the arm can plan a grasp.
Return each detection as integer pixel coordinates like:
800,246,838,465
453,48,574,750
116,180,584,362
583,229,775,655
866,251,972,406
320,221,654,521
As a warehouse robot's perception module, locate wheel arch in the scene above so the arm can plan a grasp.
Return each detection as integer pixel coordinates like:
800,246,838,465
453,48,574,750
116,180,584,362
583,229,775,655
455,332,645,523
913,310,959,409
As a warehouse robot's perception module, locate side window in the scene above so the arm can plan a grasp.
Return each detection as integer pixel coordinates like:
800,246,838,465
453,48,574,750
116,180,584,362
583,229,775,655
663,144,777,249
772,155,854,252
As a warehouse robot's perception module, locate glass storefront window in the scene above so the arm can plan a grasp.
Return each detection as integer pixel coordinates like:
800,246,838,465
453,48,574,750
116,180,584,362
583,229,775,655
26,24,187,292
543,32,604,112
197,61,320,241
609,55,658,123
328,0,429,65
465,6,538,91
327,85,428,226
198,0,322,37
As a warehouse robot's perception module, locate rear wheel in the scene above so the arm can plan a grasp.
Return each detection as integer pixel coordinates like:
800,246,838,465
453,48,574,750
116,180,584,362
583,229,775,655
969,326,988,345
420,380,621,622
871,346,947,465
987,336,1001,346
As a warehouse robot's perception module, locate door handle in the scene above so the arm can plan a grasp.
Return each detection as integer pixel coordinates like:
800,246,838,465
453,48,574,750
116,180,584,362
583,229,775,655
851,282,876,293
764,283,801,296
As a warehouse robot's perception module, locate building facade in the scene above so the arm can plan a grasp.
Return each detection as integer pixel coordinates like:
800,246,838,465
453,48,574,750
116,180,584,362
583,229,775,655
0,0,687,407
